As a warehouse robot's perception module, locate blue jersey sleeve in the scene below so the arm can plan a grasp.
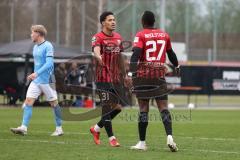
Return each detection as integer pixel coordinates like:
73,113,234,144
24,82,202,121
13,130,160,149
46,43,54,57
36,56,54,76
35,43,54,76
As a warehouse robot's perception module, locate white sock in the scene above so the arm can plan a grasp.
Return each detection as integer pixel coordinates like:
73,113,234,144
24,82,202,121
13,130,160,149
109,136,116,141
167,135,173,139
20,125,27,131
167,135,174,144
94,124,101,132
139,141,146,145
56,126,62,131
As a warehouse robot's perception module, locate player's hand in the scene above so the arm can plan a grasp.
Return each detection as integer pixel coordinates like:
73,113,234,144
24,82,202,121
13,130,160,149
175,65,181,77
27,73,38,81
124,75,133,88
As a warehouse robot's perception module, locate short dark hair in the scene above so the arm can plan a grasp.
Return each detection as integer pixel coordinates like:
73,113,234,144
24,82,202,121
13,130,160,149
100,11,114,24
142,11,155,27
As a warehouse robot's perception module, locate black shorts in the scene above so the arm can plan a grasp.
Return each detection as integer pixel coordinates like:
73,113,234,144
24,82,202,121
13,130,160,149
96,82,126,105
133,78,171,100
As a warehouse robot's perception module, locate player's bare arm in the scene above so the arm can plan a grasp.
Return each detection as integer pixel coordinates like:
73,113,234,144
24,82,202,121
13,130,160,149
93,46,103,66
118,52,129,87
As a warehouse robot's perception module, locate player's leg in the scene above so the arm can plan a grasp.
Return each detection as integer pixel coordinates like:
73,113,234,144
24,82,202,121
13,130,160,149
156,97,172,135
90,103,111,145
95,83,122,126
10,82,40,135
105,103,121,147
21,98,35,128
106,84,123,146
41,84,63,136
92,104,121,146
102,86,123,147
90,87,121,146
110,103,122,119
90,87,107,145
131,98,149,150
95,103,121,131
101,104,117,145
49,100,64,136
108,83,124,120
156,96,178,152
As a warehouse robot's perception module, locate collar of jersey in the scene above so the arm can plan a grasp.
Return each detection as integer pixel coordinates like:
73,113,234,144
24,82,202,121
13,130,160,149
101,31,114,37
37,40,46,46
144,27,157,30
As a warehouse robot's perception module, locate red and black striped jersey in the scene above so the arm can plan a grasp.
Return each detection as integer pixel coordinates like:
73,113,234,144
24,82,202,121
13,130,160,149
92,31,123,83
133,29,172,79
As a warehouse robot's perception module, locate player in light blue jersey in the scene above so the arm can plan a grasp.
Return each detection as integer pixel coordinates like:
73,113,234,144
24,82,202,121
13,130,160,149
10,25,64,136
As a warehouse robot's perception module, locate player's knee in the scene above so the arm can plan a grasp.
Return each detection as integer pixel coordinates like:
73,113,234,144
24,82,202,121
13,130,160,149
138,99,149,112
113,104,122,112
24,98,35,106
139,105,149,112
158,104,168,112
102,104,111,113
49,100,58,107
156,100,168,112
116,108,122,113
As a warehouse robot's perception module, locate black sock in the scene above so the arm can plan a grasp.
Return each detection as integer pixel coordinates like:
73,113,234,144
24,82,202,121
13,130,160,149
97,114,113,137
97,108,121,130
97,119,104,128
97,105,114,137
110,108,121,119
97,104,111,128
103,114,113,137
138,112,148,141
161,109,172,135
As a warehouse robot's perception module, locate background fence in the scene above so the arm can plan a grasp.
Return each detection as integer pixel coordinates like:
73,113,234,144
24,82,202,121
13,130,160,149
1,0,240,61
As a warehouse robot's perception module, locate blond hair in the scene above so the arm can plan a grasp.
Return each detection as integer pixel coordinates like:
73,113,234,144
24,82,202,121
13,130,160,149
31,25,47,37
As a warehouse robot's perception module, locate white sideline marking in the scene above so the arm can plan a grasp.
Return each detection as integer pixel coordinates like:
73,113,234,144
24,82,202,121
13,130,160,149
171,148,240,155
0,138,88,146
0,138,239,155
176,136,238,142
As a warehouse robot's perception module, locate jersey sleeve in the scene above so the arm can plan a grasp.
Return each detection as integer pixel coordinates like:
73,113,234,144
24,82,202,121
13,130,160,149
133,32,144,49
166,34,172,51
91,35,102,48
46,43,54,57
36,56,54,76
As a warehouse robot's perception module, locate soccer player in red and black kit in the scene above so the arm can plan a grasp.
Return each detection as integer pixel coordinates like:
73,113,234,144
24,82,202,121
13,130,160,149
128,11,179,151
90,11,126,147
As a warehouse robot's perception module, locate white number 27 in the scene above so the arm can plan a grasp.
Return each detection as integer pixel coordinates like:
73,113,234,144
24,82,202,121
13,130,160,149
146,40,166,61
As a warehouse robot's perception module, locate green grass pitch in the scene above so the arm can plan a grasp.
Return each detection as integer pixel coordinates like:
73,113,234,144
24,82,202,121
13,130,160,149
0,107,240,160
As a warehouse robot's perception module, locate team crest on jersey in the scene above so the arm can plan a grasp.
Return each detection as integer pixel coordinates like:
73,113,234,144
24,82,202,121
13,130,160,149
134,37,139,43
92,36,97,43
